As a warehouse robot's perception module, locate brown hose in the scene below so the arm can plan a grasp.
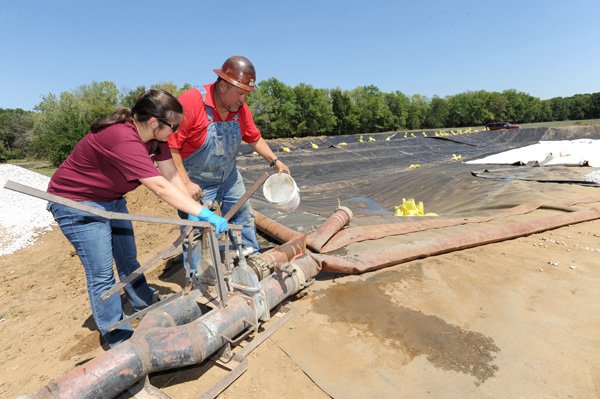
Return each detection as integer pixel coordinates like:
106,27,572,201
320,196,600,253
314,207,600,274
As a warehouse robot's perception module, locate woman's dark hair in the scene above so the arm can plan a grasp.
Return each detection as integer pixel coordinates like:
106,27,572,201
90,89,183,133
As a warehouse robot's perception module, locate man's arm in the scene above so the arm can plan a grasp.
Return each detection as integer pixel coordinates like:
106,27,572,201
169,148,203,200
250,137,291,175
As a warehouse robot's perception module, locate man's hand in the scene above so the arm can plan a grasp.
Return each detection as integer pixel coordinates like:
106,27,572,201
185,181,204,200
274,159,291,175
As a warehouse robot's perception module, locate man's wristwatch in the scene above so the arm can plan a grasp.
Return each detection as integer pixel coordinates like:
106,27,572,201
270,158,279,167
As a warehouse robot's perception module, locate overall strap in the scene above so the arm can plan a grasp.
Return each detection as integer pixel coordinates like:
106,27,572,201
198,86,213,122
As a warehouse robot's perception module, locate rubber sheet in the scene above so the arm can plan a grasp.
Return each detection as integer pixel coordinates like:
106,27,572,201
235,125,600,399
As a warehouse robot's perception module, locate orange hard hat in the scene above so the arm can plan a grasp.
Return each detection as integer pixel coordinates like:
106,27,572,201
213,56,257,92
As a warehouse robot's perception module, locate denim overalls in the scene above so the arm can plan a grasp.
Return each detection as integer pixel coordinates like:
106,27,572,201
181,87,260,273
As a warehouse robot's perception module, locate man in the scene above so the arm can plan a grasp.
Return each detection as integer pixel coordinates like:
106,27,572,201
168,55,290,273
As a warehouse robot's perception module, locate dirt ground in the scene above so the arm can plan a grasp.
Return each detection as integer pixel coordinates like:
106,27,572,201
1,184,600,398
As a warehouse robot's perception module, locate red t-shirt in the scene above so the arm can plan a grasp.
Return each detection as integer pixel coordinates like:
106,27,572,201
167,83,262,159
48,121,171,201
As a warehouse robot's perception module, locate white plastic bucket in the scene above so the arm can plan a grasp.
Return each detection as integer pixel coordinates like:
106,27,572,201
263,173,300,213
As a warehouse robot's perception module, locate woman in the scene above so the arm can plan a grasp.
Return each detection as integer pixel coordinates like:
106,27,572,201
47,89,227,347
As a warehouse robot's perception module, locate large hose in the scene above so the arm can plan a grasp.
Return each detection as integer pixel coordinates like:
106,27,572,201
314,206,600,274
319,197,600,253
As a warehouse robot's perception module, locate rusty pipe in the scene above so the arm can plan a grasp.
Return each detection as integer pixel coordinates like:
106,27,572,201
252,209,303,243
254,206,353,252
305,206,353,252
28,254,321,399
29,208,345,398
247,236,306,280
30,295,254,399
251,207,352,278
135,290,204,332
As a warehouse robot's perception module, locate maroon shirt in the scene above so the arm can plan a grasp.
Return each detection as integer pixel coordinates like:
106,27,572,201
48,121,171,201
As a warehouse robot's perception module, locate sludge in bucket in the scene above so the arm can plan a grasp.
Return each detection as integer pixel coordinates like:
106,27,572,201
263,173,300,212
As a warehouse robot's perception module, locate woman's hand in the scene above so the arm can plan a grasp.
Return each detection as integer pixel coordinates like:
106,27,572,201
189,208,228,233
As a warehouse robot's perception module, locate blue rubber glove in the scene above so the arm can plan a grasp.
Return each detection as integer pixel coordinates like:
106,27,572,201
189,208,228,234
187,213,201,221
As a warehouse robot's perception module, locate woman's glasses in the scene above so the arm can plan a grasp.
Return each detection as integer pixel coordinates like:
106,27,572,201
157,118,179,132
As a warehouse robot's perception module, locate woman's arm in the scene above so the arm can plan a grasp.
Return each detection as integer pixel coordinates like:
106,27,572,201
139,174,203,216
156,158,192,197
140,174,227,233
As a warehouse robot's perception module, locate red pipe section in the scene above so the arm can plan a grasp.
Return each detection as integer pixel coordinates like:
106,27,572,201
256,236,306,267
305,206,353,252
247,236,307,280
252,210,303,243
252,206,353,250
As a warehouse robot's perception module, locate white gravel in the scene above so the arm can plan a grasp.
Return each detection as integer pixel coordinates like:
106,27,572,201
0,164,55,256
584,170,600,184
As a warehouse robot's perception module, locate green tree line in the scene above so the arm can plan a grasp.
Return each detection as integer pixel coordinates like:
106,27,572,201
1,79,599,165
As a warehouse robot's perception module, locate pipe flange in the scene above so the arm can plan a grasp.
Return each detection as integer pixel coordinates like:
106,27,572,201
290,263,306,291
337,205,353,221
247,256,272,280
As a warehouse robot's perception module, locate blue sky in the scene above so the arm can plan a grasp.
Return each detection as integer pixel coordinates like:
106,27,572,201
1,0,599,110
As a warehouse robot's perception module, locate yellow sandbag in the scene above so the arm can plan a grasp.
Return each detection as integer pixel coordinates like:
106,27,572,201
395,198,438,217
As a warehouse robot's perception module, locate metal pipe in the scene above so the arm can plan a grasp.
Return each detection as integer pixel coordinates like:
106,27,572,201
258,236,306,267
250,206,352,277
247,236,307,280
252,209,304,243
253,206,353,252
306,206,353,252
30,296,254,399
262,255,321,307
135,290,204,332
27,254,321,399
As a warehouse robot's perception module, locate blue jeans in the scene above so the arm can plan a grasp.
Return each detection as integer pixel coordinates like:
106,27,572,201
180,169,260,275
48,198,155,347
